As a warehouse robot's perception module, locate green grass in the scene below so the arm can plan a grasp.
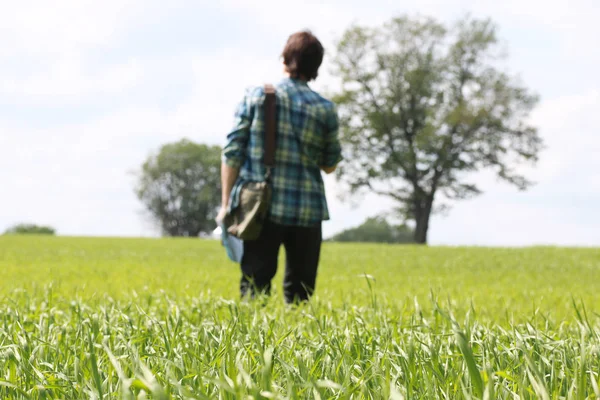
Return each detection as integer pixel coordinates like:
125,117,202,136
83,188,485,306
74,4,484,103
1,235,599,398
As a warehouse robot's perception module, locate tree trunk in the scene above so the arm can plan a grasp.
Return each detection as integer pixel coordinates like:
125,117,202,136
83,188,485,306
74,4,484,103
413,198,434,244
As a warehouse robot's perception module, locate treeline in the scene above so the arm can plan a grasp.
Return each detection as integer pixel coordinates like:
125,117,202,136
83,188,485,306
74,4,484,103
329,217,414,244
1,218,414,244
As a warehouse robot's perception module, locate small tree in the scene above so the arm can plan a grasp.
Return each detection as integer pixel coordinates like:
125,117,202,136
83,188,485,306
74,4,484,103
4,224,56,235
331,15,543,244
135,139,221,237
330,216,414,244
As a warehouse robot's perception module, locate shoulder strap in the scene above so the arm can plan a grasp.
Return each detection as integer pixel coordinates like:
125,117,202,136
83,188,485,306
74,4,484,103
263,84,276,172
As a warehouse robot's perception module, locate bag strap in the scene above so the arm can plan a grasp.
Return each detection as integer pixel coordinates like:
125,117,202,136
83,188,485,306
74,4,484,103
263,84,276,178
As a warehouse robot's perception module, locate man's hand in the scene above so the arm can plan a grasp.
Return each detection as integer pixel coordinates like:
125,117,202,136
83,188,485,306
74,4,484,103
215,206,228,246
216,206,228,225
320,165,337,174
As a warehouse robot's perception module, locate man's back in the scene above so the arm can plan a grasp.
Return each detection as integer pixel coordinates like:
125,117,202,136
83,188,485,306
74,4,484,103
223,77,342,227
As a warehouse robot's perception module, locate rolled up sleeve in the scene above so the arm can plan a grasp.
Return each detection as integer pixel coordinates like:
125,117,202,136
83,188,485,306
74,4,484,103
222,92,254,169
321,104,343,168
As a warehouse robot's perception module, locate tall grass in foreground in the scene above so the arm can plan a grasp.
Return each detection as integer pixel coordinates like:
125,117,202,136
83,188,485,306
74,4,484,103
2,237,600,398
1,288,599,399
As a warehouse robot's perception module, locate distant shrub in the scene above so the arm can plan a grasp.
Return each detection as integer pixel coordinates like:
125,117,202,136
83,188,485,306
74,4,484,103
4,223,56,235
330,216,414,244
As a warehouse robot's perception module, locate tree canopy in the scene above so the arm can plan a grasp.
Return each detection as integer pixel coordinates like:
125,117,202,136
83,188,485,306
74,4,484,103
135,139,221,237
331,15,543,244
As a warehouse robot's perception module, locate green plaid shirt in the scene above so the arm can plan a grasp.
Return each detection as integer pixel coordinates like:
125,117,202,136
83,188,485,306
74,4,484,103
222,78,343,226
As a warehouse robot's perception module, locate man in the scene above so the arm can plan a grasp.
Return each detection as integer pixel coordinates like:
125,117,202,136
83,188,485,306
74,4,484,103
217,31,342,303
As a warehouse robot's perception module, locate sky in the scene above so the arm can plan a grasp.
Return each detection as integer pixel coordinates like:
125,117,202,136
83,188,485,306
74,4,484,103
1,0,599,246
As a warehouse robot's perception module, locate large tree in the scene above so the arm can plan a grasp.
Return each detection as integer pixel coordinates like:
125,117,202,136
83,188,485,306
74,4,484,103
135,139,221,237
331,16,543,244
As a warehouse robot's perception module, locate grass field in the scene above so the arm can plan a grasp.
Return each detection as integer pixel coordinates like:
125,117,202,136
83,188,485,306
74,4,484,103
1,236,600,399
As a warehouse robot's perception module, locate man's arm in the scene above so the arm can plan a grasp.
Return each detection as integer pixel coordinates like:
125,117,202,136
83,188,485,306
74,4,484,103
320,104,343,174
221,163,239,211
217,90,253,222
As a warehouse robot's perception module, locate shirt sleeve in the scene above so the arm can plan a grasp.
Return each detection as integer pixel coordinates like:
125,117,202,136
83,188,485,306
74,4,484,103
321,104,343,168
222,90,255,169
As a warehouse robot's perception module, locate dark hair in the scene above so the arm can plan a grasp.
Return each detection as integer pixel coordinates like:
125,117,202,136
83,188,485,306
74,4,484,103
281,31,324,81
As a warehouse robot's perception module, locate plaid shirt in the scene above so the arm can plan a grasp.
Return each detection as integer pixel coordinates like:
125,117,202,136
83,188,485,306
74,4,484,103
222,78,343,227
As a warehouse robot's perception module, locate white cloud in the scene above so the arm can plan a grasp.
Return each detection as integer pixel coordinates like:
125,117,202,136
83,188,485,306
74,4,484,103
0,0,188,105
524,89,600,187
0,57,143,102
0,0,142,56
472,0,598,26
218,0,461,50
468,0,600,70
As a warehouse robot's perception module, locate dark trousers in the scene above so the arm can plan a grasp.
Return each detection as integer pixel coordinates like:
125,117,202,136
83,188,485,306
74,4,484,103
240,219,322,303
